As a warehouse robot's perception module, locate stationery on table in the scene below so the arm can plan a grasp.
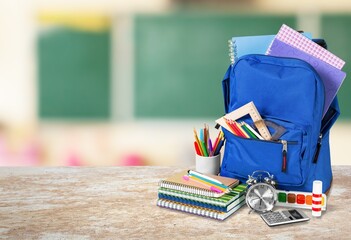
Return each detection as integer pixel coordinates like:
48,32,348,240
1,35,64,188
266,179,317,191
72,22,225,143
267,38,346,117
158,184,247,210
158,184,246,212
157,195,246,220
193,125,224,157
157,196,246,221
157,170,243,220
158,170,239,198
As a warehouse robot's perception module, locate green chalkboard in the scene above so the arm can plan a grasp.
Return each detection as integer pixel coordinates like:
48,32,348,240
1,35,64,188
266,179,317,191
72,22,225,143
38,27,111,119
321,15,351,119
134,13,296,118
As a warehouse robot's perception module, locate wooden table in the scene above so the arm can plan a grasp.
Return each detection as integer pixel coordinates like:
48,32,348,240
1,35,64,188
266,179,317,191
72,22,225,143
0,166,350,239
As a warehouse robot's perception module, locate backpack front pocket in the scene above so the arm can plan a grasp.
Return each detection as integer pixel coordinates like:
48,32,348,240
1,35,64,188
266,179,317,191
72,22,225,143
221,120,309,187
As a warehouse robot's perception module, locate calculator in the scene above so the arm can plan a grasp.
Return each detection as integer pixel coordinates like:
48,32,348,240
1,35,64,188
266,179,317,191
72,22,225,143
260,209,310,227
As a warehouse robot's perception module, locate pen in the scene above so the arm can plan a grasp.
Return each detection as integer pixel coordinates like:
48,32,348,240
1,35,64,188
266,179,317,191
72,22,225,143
188,175,228,192
188,170,230,192
182,175,223,193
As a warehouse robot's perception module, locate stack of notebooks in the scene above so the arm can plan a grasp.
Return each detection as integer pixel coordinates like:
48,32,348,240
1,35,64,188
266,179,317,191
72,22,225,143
156,170,246,220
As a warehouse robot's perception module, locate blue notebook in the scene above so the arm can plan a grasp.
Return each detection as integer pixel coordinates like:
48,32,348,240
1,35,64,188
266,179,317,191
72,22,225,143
229,32,312,65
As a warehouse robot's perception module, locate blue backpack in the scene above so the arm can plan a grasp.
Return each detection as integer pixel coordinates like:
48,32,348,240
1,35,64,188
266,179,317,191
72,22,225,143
219,54,340,193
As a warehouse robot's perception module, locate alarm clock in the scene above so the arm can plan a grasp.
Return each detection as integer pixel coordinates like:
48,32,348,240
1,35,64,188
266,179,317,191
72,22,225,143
245,170,277,213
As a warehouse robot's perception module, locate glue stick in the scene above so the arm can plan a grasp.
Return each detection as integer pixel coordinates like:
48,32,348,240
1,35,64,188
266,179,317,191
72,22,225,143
312,180,323,217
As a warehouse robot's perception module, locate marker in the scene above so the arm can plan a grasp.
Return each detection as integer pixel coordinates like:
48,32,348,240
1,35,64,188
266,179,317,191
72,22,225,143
188,175,228,192
182,175,223,193
188,170,230,192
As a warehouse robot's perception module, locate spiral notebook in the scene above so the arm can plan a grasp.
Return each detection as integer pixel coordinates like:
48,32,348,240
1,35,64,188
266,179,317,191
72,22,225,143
159,170,239,198
157,195,246,221
158,184,246,207
228,32,311,65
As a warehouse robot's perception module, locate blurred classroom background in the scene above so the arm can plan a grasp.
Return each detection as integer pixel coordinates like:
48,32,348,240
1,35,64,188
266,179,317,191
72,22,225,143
0,0,350,166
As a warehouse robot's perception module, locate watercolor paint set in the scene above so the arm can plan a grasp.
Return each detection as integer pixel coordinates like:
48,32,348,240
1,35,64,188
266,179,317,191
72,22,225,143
275,189,327,211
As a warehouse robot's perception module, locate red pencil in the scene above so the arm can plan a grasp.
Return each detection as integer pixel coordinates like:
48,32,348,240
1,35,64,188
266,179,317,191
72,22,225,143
194,141,202,156
225,118,246,138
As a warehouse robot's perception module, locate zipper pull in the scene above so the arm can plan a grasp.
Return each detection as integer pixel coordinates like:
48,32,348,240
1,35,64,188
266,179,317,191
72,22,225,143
313,134,323,164
281,140,287,172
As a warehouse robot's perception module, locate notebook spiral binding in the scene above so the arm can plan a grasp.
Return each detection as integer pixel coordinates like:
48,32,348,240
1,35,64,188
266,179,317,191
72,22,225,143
228,39,236,65
160,180,218,198
157,198,219,219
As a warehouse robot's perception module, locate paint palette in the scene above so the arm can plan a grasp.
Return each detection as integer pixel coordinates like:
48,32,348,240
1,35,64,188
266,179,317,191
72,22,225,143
275,190,327,211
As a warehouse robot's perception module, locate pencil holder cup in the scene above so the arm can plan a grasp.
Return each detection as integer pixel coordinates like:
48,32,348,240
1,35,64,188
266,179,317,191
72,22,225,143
195,153,221,175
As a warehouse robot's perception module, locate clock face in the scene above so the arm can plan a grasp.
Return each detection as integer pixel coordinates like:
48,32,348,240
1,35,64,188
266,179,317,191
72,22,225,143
246,183,277,213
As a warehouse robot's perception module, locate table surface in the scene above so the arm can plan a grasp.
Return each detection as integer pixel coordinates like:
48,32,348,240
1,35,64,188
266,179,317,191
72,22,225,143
0,166,350,239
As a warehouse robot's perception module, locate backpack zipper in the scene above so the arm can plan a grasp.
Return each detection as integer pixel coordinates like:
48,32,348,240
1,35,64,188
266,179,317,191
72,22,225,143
281,140,288,172
313,134,323,164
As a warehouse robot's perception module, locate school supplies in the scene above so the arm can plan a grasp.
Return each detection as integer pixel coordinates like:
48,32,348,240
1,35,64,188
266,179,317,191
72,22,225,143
183,175,223,193
216,101,271,140
275,189,326,211
157,171,244,220
193,126,224,157
219,48,340,193
158,170,239,198
267,39,346,117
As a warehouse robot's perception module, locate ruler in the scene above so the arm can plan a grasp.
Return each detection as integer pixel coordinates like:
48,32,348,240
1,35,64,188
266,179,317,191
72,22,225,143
216,101,272,140
264,120,286,141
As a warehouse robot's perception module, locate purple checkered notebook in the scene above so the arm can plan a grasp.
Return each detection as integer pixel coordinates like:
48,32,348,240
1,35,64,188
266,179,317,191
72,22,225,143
267,24,345,70
267,39,346,117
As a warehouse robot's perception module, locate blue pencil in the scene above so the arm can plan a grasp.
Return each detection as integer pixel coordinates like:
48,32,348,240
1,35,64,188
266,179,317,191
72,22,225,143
214,139,225,156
